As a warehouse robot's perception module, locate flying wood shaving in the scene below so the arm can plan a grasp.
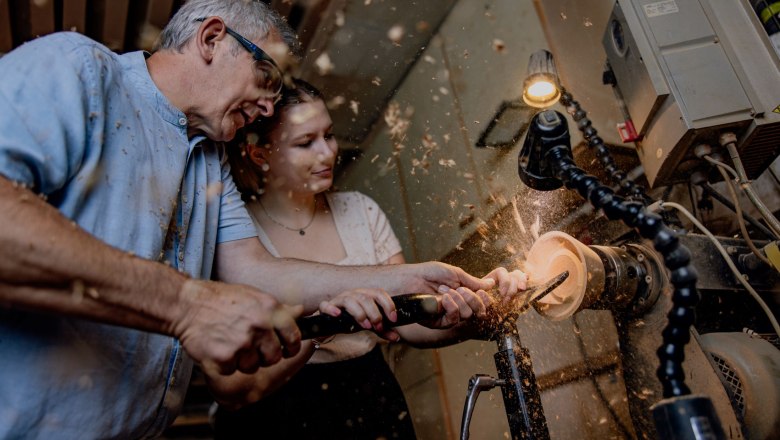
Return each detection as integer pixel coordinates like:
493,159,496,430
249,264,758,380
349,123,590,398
530,214,541,241
327,95,346,110
476,221,489,238
384,102,410,141
438,158,456,168
315,53,335,75
387,25,404,45
421,133,437,153
206,182,223,201
349,100,359,115
511,197,528,235
492,39,506,53
136,23,162,51
377,159,396,176
245,132,259,146
409,134,439,176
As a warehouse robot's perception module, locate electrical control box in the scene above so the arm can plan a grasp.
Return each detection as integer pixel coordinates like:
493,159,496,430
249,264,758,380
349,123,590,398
604,0,780,186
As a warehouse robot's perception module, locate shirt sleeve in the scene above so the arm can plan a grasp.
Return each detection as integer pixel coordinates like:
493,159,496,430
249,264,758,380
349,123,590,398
358,192,403,263
215,146,258,244
0,34,98,194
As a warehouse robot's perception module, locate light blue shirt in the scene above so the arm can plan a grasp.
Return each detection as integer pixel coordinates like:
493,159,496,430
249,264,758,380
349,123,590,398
0,33,257,439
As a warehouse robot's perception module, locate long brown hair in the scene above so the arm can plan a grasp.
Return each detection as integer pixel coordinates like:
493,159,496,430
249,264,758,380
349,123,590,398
227,78,325,202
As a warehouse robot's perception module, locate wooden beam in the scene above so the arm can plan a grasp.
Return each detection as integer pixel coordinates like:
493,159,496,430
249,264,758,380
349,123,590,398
28,0,55,38
146,0,174,29
101,0,130,51
62,0,87,33
0,0,12,53
299,0,346,71
131,0,174,50
296,0,331,50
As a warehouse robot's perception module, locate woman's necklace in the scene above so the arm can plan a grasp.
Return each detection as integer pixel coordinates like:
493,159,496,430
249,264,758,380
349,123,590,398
258,198,317,236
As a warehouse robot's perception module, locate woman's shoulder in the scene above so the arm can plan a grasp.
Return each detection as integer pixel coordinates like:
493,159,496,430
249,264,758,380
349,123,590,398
328,190,372,203
327,191,383,211
327,191,379,211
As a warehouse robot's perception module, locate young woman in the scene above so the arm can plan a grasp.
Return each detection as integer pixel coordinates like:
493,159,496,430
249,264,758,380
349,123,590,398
212,79,526,439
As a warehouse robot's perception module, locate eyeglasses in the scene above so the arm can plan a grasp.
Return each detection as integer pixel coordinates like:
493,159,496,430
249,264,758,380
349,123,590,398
195,17,284,100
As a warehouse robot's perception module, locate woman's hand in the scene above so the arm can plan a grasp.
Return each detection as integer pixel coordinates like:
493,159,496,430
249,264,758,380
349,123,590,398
416,285,490,329
318,288,401,341
481,267,529,305
427,267,528,329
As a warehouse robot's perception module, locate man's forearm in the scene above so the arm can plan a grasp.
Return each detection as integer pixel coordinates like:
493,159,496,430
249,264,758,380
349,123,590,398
395,322,474,348
215,238,421,313
0,176,187,334
234,257,391,313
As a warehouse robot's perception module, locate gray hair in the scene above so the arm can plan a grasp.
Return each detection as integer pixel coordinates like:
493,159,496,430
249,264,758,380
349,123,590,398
156,0,301,57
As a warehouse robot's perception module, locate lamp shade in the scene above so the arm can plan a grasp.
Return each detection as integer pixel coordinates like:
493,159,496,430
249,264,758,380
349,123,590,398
522,49,560,108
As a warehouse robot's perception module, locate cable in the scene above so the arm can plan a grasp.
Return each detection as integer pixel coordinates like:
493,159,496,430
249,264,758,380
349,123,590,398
714,165,773,267
688,182,701,222
699,182,776,240
702,155,738,181
657,201,780,337
721,138,780,239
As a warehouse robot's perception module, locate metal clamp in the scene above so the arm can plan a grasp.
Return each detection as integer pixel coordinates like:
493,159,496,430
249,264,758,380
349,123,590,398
460,374,505,440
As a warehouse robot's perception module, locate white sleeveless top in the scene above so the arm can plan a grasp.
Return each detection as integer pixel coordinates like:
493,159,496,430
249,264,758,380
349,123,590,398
249,191,403,363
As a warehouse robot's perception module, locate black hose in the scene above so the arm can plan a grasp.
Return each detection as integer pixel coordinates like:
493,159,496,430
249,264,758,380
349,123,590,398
560,91,649,203
545,143,697,398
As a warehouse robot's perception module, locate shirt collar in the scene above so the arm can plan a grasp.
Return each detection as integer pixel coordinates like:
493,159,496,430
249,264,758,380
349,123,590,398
120,50,189,130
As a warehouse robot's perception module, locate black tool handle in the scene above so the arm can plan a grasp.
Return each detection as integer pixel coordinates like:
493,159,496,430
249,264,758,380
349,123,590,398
297,293,442,340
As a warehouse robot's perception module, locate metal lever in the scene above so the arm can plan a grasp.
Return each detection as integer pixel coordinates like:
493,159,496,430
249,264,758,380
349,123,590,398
460,374,505,440
296,293,442,340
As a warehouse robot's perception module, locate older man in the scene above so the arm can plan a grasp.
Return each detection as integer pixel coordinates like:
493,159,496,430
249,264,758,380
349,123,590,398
0,0,526,438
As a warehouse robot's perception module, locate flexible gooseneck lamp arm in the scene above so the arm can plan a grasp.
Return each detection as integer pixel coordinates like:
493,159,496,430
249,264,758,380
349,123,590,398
518,110,726,439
